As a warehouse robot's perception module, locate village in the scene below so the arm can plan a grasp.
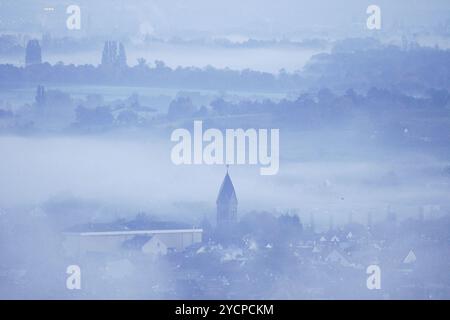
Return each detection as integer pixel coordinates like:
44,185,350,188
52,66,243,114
59,170,450,299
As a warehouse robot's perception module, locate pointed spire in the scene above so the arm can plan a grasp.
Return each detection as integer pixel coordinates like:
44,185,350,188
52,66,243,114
216,168,238,228
216,169,237,204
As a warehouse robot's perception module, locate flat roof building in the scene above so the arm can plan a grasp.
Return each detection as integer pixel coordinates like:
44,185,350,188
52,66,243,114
63,220,202,256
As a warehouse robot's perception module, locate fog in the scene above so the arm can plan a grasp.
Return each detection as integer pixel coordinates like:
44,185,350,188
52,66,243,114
1,130,449,299
1,133,448,226
1,0,450,300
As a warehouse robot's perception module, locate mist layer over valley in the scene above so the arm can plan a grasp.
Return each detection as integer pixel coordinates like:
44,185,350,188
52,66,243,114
1,0,450,300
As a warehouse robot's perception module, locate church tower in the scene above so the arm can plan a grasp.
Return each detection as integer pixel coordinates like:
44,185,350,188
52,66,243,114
216,167,238,227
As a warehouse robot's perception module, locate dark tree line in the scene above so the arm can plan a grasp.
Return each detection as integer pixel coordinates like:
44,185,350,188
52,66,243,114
2,41,450,93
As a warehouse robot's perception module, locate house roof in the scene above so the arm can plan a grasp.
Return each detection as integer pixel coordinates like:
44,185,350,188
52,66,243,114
403,250,417,264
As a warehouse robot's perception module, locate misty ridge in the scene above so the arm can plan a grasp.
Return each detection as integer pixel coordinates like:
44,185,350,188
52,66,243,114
1,37,450,91
0,38,449,138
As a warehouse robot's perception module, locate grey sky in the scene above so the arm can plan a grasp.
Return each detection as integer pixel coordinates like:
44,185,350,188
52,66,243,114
1,0,449,38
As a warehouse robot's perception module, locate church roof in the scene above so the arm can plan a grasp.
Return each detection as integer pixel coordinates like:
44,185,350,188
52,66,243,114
216,172,237,204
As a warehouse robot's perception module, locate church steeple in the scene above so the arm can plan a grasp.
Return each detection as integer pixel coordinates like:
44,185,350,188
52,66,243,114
216,167,238,227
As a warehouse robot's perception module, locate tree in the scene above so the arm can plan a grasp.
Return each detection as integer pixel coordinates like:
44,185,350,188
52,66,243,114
101,41,117,66
137,58,147,67
117,110,138,125
167,97,197,120
25,40,42,66
117,43,127,67
101,41,127,68
75,105,113,128
35,85,46,107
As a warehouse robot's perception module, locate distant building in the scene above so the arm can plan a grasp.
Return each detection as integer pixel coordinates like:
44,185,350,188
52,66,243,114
63,220,202,257
216,168,238,228
25,40,42,66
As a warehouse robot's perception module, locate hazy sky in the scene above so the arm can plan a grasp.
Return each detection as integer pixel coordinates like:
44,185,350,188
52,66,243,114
1,0,449,38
